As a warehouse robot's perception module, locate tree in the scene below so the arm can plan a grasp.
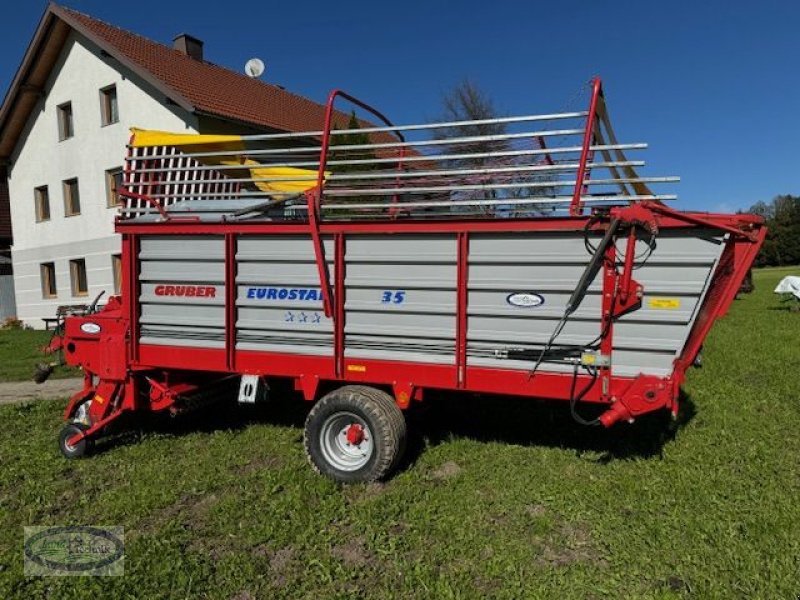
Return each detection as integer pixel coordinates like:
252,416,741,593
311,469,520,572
326,111,381,216
433,80,507,215
434,79,555,217
329,112,374,174
745,195,800,267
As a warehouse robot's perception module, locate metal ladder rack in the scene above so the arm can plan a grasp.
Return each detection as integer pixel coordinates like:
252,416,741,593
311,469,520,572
119,78,678,223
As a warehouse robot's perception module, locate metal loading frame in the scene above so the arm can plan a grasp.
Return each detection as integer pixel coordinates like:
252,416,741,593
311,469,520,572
110,206,764,428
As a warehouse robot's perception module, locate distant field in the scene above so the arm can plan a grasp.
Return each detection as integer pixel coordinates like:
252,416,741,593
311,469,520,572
0,328,80,382
0,266,798,598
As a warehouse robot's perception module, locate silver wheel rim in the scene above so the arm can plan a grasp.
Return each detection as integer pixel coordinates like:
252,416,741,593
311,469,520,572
64,428,79,453
319,412,373,472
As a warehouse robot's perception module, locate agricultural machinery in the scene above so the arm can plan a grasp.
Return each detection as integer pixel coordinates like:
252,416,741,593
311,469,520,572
46,79,764,482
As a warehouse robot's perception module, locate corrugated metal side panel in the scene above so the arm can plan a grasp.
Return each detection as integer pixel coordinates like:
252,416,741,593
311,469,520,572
344,234,457,364
235,235,334,356
466,229,725,377
612,230,725,377
139,235,225,348
133,227,725,378
467,232,599,374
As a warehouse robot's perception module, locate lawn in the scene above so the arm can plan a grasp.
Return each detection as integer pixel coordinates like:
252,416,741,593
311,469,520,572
0,267,798,598
0,327,80,382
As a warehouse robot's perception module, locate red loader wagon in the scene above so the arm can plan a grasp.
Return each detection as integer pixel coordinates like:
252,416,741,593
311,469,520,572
49,78,765,482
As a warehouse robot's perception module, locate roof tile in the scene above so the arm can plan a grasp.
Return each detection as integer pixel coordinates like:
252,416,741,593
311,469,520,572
59,6,363,133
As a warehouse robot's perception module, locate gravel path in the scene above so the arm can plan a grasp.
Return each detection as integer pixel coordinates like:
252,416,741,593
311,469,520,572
0,378,83,406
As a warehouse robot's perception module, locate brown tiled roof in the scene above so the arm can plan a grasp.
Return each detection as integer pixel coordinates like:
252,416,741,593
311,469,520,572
55,4,361,133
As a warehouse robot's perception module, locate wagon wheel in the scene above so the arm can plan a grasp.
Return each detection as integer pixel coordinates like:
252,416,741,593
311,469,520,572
304,385,406,483
58,423,93,459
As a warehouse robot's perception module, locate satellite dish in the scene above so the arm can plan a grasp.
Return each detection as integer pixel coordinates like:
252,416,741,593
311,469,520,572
244,58,265,78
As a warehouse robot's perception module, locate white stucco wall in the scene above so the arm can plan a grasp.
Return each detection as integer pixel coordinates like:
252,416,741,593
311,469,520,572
8,31,199,327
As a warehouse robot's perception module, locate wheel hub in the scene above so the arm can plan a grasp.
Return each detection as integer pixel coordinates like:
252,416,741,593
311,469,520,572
345,423,365,446
319,412,374,472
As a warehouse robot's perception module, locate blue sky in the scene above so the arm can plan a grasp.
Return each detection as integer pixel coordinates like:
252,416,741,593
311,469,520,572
1,0,797,212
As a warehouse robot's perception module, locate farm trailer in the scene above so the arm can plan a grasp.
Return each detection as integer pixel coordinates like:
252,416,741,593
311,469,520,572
49,78,765,482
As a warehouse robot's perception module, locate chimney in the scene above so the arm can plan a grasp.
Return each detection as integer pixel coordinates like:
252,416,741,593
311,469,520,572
173,34,203,61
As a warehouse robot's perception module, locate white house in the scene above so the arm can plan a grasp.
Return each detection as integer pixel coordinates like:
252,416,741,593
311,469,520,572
0,3,353,328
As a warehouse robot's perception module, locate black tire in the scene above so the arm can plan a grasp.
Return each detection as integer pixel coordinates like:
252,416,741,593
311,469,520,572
304,385,406,483
59,423,92,459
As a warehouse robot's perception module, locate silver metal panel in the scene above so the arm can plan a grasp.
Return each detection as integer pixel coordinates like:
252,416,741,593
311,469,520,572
467,229,725,377
139,236,225,260
139,261,224,283
235,235,334,356
344,234,457,364
134,227,725,379
138,236,225,348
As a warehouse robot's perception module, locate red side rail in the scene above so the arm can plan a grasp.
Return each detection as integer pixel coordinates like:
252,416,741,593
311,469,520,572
309,90,405,317
569,77,603,216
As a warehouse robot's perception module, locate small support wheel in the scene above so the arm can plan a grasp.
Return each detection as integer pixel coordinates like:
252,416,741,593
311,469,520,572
304,385,406,483
59,423,93,459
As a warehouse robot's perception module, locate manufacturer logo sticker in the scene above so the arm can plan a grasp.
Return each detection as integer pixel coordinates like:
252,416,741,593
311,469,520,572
506,292,545,308
246,287,321,301
80,322,101,334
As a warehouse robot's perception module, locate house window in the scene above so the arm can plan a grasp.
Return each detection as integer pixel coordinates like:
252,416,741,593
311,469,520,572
34,185,50,222
57,102,73,140
69,258,88,297
63,178,81,216
40,262,57,298
100,85,119,126
106,167,124,207
112,254,122,294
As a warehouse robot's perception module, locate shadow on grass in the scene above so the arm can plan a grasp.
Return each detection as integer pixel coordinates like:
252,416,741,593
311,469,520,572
90,380,312,455
87,381,696,474
399,389,696,471
767,305,800,312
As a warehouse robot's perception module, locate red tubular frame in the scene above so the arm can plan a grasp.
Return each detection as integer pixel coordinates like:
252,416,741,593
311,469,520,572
570,78,603,216
310,90,406,317
225,233,237,371
455,232,469,388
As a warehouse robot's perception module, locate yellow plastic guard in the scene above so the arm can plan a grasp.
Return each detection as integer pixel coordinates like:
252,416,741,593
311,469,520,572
130,129,243,148
129,129,329,193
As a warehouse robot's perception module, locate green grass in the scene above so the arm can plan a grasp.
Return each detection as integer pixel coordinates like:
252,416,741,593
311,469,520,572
1,267,799,598
0,328,80,382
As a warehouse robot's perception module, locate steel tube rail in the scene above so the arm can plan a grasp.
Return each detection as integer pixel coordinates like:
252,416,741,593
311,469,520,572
127,128,586,163
128,143,650,173
134,175,676,201
323,177,679,197
328,160,645,181
319,194,678,211
120,161,647,187
165,110,590,143
120,193,679,216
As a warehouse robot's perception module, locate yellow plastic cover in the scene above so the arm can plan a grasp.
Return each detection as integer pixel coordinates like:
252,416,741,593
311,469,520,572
130,128,243,148
129,128,328,193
